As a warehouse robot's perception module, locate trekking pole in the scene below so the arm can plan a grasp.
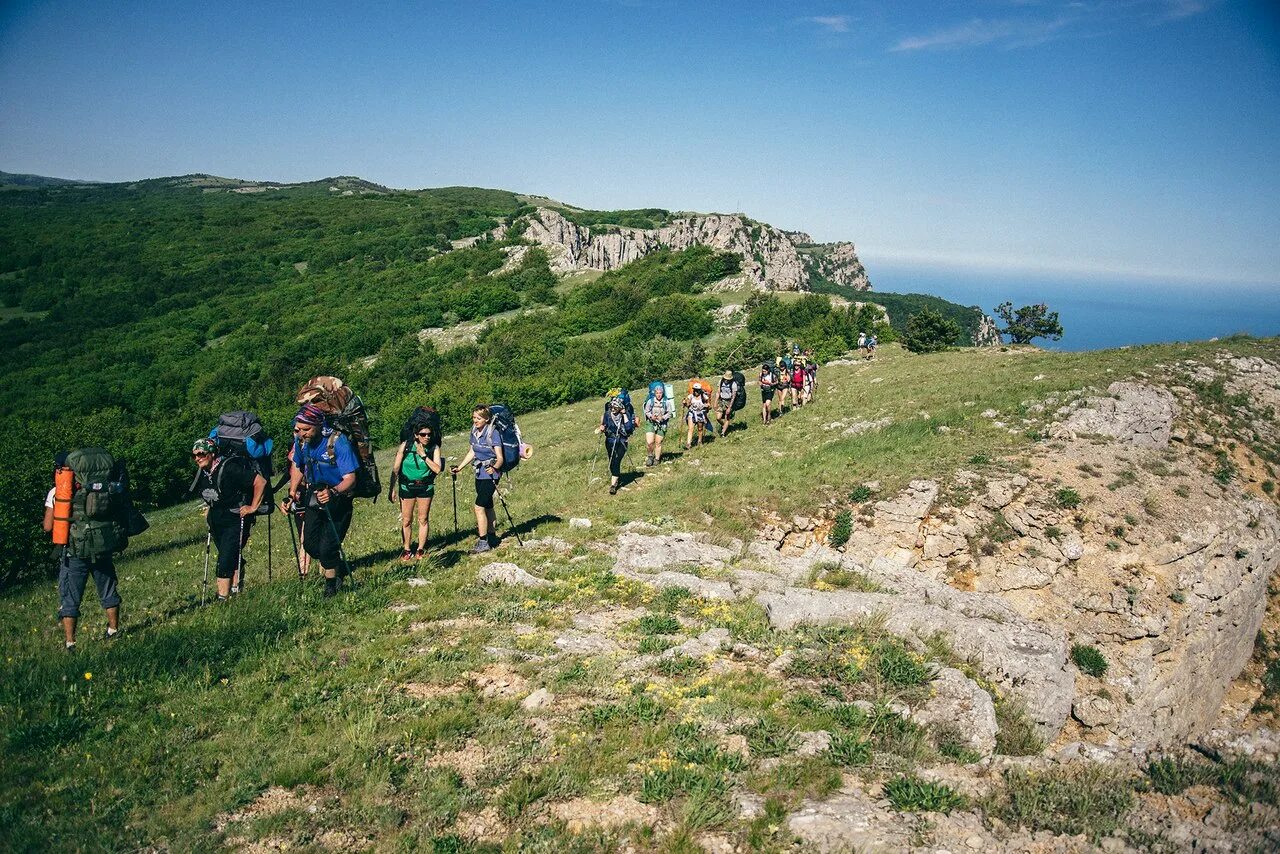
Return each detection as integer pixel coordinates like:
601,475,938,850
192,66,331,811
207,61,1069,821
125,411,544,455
201,531,211,606
496,490,525,547
267,513,273,583
236,512,246,593
285,505,303,580
451,472,458,535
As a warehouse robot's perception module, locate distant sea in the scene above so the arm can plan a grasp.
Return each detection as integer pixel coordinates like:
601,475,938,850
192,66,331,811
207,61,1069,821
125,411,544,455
868,263,1280,352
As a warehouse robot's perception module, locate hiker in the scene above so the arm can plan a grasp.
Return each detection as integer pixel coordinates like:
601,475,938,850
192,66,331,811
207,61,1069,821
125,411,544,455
683,380,710,448
44,450,123,652
192,438,266,600
857,331,867,359
282,403,358,597
789,356,806,408
866,334,878,360
759,362,777,423
596,392,636,494
715,370,739,437
804,350,819,399
451,405,505,553
390,421,442,560
643,381,672,466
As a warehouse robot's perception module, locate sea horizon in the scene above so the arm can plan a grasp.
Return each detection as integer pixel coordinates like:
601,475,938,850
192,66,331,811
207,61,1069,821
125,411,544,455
864,261,1280,352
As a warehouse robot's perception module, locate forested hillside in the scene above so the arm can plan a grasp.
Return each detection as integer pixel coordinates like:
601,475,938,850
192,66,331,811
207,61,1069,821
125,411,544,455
0,177,897,590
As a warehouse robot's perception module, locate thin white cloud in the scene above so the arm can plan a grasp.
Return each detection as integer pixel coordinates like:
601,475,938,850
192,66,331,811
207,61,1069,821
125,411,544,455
891,17,1069,51
802,15,852,34
891,1,1211,52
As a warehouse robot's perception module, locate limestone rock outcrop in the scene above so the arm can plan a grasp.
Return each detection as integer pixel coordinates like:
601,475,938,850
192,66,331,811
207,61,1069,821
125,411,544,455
521,207,868,293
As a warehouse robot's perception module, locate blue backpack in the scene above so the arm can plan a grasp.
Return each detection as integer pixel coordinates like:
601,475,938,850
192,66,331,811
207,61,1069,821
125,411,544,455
484,404,525,473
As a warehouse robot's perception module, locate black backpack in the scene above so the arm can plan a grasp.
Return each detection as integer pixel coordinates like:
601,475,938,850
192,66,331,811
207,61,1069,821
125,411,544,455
210,411,275,514
730,371,747,413
399,406,442,445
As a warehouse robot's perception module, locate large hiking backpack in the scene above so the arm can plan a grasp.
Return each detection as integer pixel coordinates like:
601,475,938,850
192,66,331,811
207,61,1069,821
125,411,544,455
646,381,676,419
484,403,528,473
603,389,637,438
210,411,275,513
730,371,746,412
296,375,381,500
66,447,130,559
399,406,442,445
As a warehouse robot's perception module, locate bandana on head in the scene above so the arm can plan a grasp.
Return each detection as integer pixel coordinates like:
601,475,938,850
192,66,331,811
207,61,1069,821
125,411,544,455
295,403,327,426
192,438,218,456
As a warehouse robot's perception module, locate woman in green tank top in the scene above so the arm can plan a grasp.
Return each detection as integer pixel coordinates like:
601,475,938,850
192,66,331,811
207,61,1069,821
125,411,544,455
391,425,442,560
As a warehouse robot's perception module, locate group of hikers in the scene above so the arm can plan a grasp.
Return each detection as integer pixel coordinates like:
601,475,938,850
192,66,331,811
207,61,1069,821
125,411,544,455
42,343,825,651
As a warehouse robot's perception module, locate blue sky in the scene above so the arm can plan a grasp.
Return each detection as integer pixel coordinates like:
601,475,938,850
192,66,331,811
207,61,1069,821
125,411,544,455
2,0,1278,285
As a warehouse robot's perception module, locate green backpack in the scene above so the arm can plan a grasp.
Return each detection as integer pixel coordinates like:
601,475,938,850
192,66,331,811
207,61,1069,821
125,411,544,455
66,447,129,559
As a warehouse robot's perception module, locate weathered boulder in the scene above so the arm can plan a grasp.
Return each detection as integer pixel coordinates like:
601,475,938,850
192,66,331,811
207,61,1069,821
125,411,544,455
756,586,1072,738
787,789,912,852
1060,382,1178,447
614,532,734,574
477,562,548,588
911,667,998,756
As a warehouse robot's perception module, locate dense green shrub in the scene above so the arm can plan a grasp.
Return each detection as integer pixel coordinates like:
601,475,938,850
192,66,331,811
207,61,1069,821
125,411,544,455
902,308,963,353
883,775,967,813
1071,643,1109,677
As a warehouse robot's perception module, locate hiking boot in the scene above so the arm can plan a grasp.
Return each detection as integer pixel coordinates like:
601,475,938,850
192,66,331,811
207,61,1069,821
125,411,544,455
645,454,654,467
472,538,492,554
104,627,119,641
323,577,340,597
609,484,619,495
65,642,76,655
401,550,413,563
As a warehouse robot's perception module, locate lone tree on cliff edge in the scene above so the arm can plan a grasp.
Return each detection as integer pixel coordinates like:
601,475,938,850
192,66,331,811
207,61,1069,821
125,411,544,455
994,302,1064,345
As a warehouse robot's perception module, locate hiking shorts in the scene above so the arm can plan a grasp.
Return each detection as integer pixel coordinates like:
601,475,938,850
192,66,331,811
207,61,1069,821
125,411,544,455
717,403,734,419
302,497,353,571
474,477,499,509
645,420,668,438
58,554,121,618
398,479,436,500
686,410,706,426
210,517,252,580
761,388,774,402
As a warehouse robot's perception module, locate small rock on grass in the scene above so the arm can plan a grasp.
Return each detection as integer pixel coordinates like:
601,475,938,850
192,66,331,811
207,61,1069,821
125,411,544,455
477,562,548,587
569,517,592,529
520,688,554,710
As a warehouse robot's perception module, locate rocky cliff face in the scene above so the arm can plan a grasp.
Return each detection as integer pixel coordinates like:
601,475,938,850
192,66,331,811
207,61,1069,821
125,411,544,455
789,374,1280,756
521,207,868,293
971,311,1001,346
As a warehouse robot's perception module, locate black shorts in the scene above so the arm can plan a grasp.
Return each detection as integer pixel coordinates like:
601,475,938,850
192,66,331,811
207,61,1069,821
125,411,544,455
210,518,252,579
761,388,774,402
474,478,499,509
398,479,436,499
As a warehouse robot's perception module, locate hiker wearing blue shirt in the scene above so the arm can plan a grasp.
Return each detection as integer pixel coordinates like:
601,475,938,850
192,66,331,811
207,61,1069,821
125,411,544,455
451,405,505,553
283,403,358,597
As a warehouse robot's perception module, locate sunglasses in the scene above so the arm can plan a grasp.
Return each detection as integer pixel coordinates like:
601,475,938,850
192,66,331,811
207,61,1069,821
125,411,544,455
416,430,431,437
192,451,211,459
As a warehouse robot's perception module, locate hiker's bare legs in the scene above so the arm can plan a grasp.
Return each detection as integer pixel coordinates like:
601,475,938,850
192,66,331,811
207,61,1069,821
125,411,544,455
399,497,415,551
416,498,431,553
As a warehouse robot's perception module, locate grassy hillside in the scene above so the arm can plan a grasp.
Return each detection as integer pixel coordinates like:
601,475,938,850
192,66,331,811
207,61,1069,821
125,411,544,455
0,177,904,594
3,336,1276,850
